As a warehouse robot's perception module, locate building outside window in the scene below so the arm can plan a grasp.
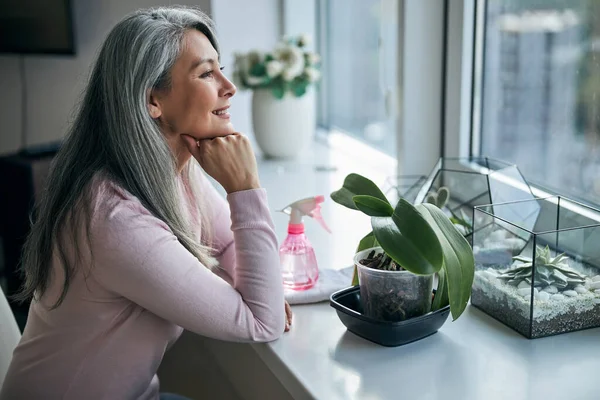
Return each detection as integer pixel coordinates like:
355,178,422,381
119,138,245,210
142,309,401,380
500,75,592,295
478,0,600,206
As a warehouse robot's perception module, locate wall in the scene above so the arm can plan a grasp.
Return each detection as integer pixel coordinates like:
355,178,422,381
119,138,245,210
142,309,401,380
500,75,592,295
0,0,281,156
212,0,281,137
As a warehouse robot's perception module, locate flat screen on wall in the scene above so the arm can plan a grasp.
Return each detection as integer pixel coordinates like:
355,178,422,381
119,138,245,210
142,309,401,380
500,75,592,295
0,0,75,54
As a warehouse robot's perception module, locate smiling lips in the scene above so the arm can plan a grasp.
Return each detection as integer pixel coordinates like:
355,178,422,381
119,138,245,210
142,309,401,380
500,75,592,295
212,106,230,119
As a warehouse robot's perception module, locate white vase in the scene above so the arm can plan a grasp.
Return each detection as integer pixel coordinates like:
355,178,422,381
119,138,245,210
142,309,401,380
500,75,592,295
251,88,315,159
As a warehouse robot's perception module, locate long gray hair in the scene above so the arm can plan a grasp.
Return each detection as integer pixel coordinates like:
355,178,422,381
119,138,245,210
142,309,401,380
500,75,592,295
16,6,219,308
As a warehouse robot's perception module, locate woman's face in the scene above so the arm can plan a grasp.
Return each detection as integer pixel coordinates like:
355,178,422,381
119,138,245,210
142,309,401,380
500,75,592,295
148,29,237,169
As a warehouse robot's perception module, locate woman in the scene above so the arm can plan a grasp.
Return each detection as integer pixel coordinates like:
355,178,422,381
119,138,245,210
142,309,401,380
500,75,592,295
0,6,291,400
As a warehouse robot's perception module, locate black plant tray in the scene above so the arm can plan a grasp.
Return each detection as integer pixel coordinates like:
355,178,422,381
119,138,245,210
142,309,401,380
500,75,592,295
330,286,451,347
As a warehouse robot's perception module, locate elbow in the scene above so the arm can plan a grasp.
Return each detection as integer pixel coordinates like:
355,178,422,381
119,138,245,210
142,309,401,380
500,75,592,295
252,315,285,343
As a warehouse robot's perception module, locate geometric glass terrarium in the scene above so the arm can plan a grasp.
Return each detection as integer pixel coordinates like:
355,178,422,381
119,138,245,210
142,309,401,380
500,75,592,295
471,196,600,338
413,157,535,245
382,174,427,205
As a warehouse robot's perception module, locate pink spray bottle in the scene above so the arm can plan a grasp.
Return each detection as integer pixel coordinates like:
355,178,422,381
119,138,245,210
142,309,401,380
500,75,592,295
279,195,331,291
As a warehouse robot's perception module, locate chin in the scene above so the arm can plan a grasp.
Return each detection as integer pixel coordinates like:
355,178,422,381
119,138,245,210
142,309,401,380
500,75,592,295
222,122,236,134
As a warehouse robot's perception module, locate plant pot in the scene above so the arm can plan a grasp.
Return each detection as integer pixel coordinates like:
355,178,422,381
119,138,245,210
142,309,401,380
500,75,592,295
354,247,434,322
251,88,315,159
330,286,450,347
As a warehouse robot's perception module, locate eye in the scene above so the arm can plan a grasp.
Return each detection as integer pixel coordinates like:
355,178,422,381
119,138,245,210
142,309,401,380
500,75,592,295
200,66,225,79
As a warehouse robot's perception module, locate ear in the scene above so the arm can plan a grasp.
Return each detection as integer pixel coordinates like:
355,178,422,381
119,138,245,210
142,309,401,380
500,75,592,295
147,88,162,119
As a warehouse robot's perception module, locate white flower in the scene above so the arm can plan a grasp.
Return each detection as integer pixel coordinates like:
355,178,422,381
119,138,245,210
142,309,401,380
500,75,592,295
245,75,265,86
297,34,311,47
266,60,284,78
304,67,321,82
245,50,263,65
274,45,304,80
306,52,321,65
282,68,297,82
233,52,245,67
242,50,264,76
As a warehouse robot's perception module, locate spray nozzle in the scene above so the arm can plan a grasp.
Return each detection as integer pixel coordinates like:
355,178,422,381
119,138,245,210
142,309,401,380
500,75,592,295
279,195,331,233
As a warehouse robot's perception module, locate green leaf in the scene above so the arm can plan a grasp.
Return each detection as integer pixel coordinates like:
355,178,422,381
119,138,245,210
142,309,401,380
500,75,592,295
417,204,475,320
356,231,379,253
392,199,444,271
432,268,449,311
271,85,285,99
330,173,390,211
249,62,267,77
353,195,394,217
371,216,441,275
291,80,308,97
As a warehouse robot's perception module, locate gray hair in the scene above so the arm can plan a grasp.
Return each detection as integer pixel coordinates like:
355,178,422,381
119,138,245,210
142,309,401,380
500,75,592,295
16,6,220,308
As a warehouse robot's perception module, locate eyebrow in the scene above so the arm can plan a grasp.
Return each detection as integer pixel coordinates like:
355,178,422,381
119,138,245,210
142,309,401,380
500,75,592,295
189,57,216,72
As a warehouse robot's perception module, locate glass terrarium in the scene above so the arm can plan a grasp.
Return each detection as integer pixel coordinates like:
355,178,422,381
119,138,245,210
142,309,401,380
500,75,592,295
413,157,534,245
382,174,427,205
471,196,600,338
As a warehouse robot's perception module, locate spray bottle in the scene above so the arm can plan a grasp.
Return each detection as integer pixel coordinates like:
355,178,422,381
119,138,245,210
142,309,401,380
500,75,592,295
278,195,331,291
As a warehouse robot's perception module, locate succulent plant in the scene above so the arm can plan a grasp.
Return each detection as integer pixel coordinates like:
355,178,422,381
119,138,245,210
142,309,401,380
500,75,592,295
497,245,586,289
426,186,450,208
426,186,472,236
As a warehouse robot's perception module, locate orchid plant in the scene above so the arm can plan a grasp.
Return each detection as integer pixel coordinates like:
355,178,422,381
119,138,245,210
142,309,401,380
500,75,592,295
232,34,321,99
331,173,476,320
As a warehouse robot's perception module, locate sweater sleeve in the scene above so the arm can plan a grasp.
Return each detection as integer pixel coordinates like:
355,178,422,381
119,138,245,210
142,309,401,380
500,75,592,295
196,172,239,286
89,186,285,343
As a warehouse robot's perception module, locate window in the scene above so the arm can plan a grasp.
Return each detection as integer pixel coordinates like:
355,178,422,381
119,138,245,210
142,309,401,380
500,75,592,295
477,0,600,206
318,0,398,156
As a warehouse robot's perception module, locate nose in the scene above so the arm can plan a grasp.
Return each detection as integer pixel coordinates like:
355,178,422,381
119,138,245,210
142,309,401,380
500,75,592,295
220,74,237,98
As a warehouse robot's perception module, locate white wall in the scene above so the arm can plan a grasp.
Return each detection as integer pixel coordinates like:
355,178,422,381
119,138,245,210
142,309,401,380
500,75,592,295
212,0,281,138
399,0,445,176
0,0,281,156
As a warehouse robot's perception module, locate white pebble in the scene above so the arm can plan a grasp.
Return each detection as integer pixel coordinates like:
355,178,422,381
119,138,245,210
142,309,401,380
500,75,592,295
517,288,532,297
504,238,525,250
594,299,600,304
552,294,565,301
563,290,578,297
592,275,600,282
595,289,600,294
517,281,529,289
489,230,508,241
481,271,494,281
537,291,550,301
589,282,600,290
543,285,558,294
575,285,588,294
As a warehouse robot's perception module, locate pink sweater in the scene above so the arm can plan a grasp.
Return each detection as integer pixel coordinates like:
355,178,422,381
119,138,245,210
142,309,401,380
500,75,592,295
0,172,285,399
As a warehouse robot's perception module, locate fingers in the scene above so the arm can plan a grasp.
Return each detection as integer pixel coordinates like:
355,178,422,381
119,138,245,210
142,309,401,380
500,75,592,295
180,132,259,194
284,301,292,332
181,134,199,152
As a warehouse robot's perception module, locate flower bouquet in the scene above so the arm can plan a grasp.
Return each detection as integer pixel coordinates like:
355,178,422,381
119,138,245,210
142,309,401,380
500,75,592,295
233,34,321,99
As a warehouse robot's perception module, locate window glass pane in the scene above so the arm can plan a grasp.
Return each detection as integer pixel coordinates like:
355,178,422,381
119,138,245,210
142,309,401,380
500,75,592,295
323,0,397,156
480,0,600,206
